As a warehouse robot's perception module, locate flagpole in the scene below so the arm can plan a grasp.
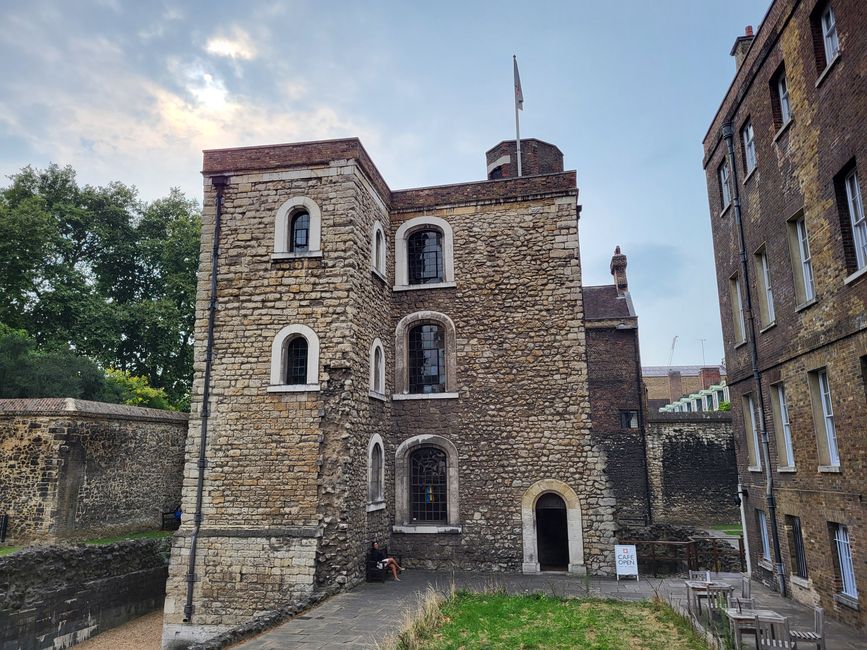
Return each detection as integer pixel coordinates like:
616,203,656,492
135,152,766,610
514,55,522,177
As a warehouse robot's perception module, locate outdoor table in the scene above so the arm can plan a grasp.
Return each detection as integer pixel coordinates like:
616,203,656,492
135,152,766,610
724,607,785,650
684,580,735,615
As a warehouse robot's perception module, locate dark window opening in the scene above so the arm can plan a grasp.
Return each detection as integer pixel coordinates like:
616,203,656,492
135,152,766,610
536,493,569,571
619,410,640,429
489,165,504,180
407,229,444,284
291,211,310,252
370,442,383,502
410,447,447,522
769,64,791,130
786,515,809,579
285,336,308,385
408,323,446,394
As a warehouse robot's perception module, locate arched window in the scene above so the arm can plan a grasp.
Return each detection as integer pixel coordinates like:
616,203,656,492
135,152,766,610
394,311,457,399
290,211,310,252
370,442,384,502
407,229,443,285
268,324,320,392
394,435,460,531
371,221,386,277
410,447,448,523
408,324,445,394
367,433,385,510
273,196,322,258
394,216,455,289
285,336,308,384
369,338,386,398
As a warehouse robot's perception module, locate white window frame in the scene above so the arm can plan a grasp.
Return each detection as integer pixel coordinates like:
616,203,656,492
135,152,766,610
796,217,816,302
719,160,731,209
778,74,792,125
833,523,858,598
775,384,795,468
742,120,757,174
818,369,839,466
267,324,320,392
821,4,840,65
371,220,387,277
744,393,761,470
757,510,771,562
369,337,386,399
844,169,867,271
394,216,455,290
732,275,747,344
367,434,386,510
272,196,322,259
758,249,776,325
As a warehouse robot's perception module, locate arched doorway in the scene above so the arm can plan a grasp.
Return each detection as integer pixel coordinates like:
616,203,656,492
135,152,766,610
535,493,569,571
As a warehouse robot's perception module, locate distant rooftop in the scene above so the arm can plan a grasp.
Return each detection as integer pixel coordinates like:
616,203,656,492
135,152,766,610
642,365,727,377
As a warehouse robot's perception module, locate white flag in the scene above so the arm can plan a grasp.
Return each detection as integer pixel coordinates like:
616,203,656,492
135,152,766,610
513,55,523,111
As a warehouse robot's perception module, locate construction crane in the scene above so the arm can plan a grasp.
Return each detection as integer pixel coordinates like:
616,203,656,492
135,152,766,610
667,336,678,370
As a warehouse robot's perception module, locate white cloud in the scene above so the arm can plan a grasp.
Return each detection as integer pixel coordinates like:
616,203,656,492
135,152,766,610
205,29,257,61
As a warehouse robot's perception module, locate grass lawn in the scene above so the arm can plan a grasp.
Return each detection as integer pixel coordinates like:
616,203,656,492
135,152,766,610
709,523,743,537
396,591,708,650
0,546,22,557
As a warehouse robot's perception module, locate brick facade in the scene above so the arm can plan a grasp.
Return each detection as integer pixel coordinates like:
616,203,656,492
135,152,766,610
703,0,866,630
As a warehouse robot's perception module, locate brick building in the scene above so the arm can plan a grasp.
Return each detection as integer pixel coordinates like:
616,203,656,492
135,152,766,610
162,137,659,646
702,0,865,630
643,365,728,412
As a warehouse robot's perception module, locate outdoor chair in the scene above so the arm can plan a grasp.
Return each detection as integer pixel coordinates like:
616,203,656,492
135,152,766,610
789,606,825,650
754,615,795,649
734,597,755,611
703,584,731,626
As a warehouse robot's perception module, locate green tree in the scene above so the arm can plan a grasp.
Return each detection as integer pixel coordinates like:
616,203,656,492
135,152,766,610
101,369,176,411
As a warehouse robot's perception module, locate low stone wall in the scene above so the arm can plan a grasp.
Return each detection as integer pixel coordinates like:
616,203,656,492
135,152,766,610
0,398,187,544
0,537,171,650
620,523,743,574
645,412,738,526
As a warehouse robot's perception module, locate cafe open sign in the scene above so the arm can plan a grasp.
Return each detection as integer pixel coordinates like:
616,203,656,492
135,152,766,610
615,544,639,581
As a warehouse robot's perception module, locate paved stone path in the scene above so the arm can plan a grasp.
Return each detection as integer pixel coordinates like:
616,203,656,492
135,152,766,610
233,570,865,649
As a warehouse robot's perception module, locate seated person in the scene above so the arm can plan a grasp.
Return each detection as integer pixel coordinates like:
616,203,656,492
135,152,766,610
370,541,404,581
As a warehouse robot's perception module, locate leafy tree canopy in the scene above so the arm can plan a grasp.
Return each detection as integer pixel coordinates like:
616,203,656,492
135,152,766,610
0,165,200,410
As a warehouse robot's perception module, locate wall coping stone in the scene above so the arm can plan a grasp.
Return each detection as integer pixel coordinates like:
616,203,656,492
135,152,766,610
645,411,732,424
0,398,187,423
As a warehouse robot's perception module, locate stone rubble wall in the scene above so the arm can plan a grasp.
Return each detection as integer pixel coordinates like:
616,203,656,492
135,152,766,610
644,413,738,526
0,399,187,545
0,537,170,650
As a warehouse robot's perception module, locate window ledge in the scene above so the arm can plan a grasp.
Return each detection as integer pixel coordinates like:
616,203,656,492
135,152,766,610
758,559,773,571
773,118,794,143
790,576,810,589
719,203,731,219
844,266,867,286
815,52,842,89
368,390,388,402
833,593,859,611
272,251,323,261
392,281,456,292
267,384,320,393
748,465,763,473
760,321,777,334
392,524,462,534
777,466,796,473
734,340,748,350
743,166,757,185
366,501,386,513
392,392,459,401
818,465,841,473
795,297,818,313
371,267,388,283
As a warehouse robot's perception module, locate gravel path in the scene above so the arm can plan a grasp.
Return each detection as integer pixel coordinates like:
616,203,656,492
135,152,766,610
75,610,162,650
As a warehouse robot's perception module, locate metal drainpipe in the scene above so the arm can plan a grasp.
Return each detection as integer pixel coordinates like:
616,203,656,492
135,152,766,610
183,174,229,622
721,123,786,597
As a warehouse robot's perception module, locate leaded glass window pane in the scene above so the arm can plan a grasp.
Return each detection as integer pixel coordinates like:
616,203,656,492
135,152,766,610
410,447,447,522
291,212,310,252
408,324,445,394
370,442,383,502
407,229,444,284
285,336,308,384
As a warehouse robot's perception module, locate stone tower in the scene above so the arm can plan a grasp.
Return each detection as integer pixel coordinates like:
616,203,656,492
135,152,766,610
162,138,619,647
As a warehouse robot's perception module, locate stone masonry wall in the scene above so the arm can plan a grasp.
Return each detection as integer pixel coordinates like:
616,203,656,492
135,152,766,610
0,538,170,650
0,399,187,545
645,412,737,526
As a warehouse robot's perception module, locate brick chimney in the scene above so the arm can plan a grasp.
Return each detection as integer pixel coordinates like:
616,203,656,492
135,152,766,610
730,25,755,69
699,366,721,390
668,370,683,403
610,246,628,296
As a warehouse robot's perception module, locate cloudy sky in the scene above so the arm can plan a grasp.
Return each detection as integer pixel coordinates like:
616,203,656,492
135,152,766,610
0,0,765,366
